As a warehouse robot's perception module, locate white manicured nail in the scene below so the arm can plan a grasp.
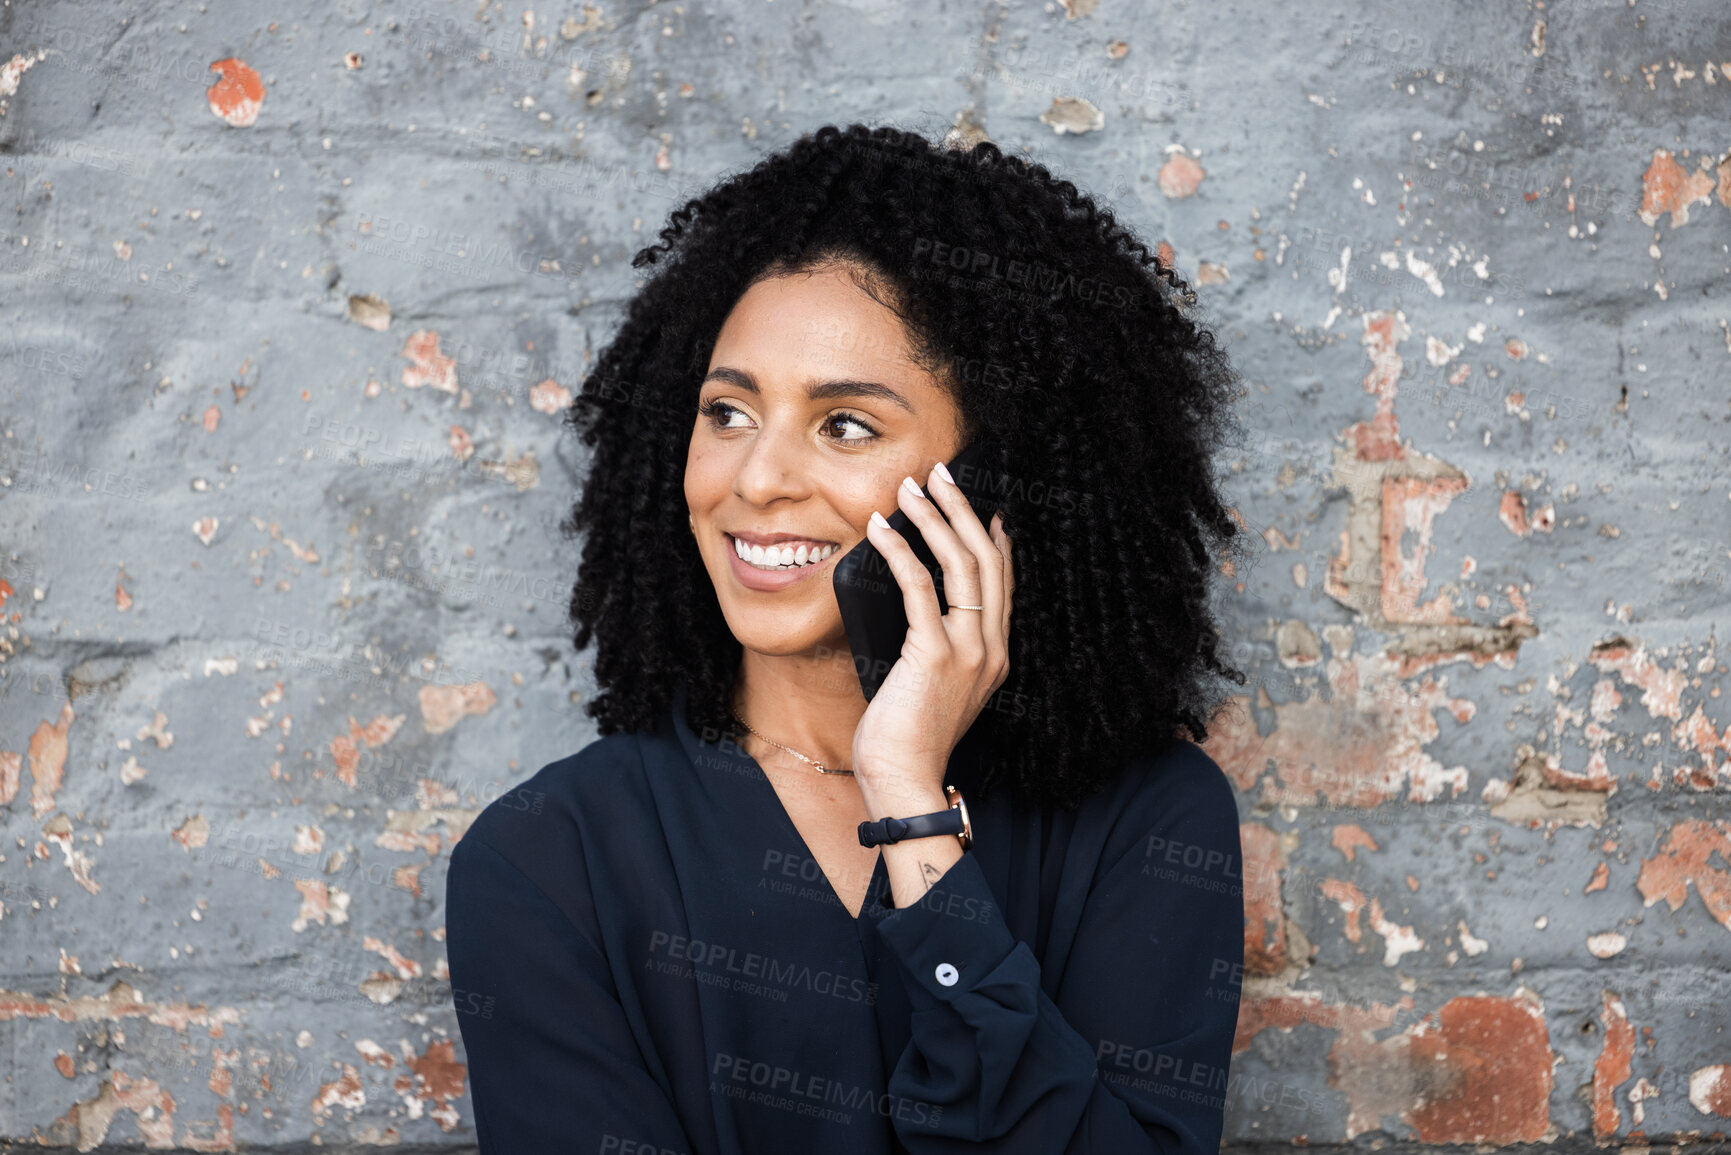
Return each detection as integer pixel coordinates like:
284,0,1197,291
870,510,889,528
933,461,954,485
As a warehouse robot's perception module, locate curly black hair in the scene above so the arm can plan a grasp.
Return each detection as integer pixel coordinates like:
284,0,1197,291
560,123,1251,811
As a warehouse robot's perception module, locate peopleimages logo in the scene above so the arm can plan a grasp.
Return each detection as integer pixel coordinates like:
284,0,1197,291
911,238,1138,310
710,1052,944,1127
646,931,878,1005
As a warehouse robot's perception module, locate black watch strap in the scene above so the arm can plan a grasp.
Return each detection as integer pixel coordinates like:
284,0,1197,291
858,806,964,848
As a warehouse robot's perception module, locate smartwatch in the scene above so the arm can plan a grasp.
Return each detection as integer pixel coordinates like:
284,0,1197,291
857,785,973,851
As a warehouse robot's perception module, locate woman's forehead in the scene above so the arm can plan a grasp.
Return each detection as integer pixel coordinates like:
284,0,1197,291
710,271,932,382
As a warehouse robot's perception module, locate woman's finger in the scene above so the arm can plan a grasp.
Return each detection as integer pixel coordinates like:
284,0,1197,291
917,464,1007,660
990,512,1014,659
894,474,985,640
864,509,945,640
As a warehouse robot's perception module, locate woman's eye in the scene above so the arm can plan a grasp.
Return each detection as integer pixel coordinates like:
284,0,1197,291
824,412,879,442
699,399,749,428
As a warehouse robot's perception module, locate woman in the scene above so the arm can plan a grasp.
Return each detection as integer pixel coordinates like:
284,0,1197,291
446,123,1251,1153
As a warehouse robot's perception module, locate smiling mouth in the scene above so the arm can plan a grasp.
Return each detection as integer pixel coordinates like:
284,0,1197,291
726,533,841,571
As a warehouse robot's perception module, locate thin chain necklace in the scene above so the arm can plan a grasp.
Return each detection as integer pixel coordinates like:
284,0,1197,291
729,708,855,776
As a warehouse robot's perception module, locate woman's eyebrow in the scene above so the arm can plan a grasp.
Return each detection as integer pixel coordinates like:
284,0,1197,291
702,366,913,413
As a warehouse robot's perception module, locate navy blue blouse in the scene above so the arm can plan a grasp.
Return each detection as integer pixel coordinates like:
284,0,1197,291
446,682,1244,1153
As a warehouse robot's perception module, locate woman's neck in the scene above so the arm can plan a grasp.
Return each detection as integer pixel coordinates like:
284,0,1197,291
731,645,868,772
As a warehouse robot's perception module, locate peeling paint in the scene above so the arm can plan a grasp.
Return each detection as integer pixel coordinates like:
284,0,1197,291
418,681,498,734
1690,1065,1731,1118
1039,96,1104,135
1204,647,1472,809
1639,148,1717,227
206,58,265,127
1636,820,1731,934
530,377,573,413
27,701,74,817
401,330,460,393
1158,153,1205,199
290,879,352,933
1331,823,1380,861
1241,822,1291,975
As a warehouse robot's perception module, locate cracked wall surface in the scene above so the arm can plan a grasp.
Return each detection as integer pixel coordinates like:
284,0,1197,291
1,0,1728,1150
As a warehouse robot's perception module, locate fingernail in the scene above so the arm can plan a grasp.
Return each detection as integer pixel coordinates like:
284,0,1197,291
901,475,920,496
933,460,954,485
870,510,889,528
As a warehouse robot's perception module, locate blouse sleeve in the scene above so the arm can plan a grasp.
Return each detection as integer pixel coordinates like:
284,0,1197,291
445,831,697,1154
869,754,1244,1153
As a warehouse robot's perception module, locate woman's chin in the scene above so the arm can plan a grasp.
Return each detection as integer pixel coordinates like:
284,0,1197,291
726,614,855,664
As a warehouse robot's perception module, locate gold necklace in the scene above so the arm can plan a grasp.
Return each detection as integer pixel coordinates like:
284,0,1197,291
729,708,855,776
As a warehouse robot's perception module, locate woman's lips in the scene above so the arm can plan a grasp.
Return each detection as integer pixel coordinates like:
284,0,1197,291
725,533,844,592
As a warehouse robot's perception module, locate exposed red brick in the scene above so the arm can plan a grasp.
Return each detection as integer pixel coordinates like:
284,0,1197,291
1639,148,1716,227
419,681,497,735
1402,995,1553,1143
1158,154,1205,199
1585,861,1609,893
291,880,351,933
1232,990,1409,1055
206,58,264,127
363,936,423,980
1499,490,1531,536
401,330,459,393
1674,701,1730,788
27,701,75,818
351,713,406,749
1636,820,1731,933
1201,650,1471,809
1341,311,1410,462
1241,822,1288,975
329,733,360,789
1593,991,1634,1138
0,750,20,806
1381,475,1471,624
530,378,573,414
67,1070,177,1148
1590,638,1688,721
449,424,474,460
312,1063,365,1120
1691,1065,1731,1117
393,863,424,896
1321,878,1366,944
399,1038,466,1132
1331,824,1380,862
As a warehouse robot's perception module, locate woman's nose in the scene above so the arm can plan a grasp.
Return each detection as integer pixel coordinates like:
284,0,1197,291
731,432,813,504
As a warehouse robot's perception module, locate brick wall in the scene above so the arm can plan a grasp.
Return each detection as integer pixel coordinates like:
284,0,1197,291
1,0,1727,1149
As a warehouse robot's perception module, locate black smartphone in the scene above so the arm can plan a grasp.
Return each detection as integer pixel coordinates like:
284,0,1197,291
832,441,1000,701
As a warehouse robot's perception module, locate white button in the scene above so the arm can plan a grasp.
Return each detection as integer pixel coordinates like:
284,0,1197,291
934,962,959,987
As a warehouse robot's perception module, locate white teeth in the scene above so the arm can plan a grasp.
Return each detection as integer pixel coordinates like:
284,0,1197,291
731,536,836,570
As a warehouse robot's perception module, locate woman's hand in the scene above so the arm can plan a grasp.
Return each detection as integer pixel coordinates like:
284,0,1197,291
850,460,1014,821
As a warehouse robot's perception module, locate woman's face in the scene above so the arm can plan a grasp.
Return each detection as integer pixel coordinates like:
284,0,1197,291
685,263,966,660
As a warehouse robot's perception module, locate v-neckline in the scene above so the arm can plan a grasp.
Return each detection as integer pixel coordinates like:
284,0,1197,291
667,682,895,922
745,757,892,923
